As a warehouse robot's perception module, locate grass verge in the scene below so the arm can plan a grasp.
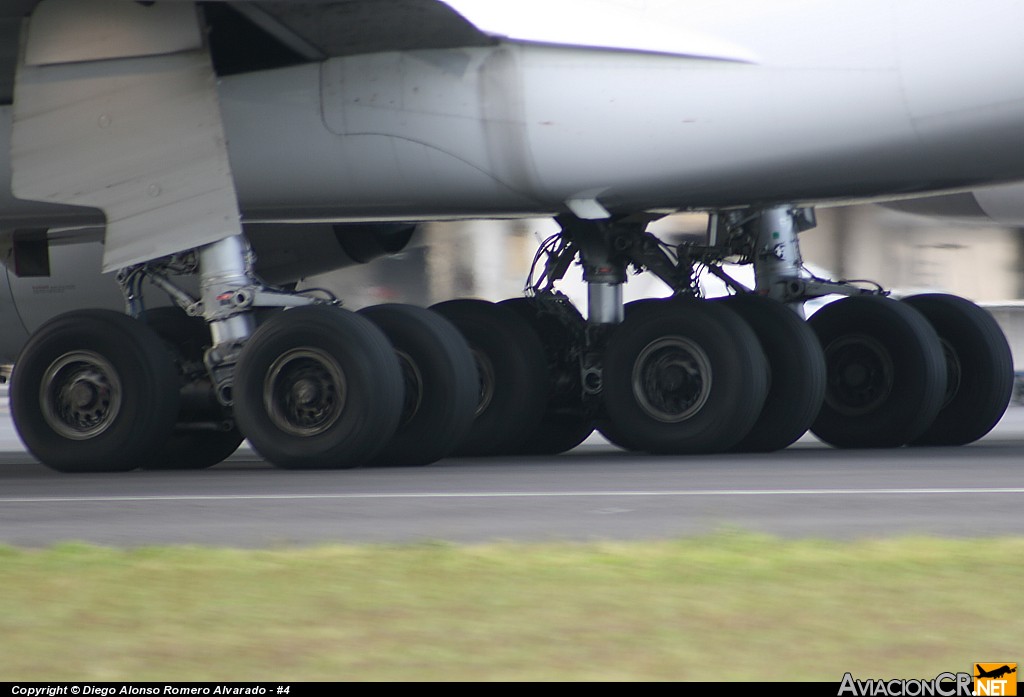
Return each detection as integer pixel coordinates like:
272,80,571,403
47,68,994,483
1,532,1020,681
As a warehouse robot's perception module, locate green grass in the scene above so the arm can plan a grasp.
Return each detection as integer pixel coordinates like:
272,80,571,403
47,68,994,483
0,533,1019,681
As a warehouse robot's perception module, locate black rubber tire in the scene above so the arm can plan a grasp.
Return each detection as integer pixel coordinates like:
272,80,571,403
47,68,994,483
595,297,668,451
902,294,1013,446
623,298,670,317
597,297,746,453
601,298,769,454
143,307,211,365
358,304,478,466
141,307,244,470
808,295,946,448
717,294,826,452
499,297,594,454
146,428,246,471
10,309,180,473
430,299,548,456
523,411,596,454
595,417,639,452
233,305,404,469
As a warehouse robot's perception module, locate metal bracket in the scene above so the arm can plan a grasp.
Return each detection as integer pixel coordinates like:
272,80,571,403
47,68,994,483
115,237,335,408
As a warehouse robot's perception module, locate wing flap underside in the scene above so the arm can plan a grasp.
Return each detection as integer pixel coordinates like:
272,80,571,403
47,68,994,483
11,0,243,270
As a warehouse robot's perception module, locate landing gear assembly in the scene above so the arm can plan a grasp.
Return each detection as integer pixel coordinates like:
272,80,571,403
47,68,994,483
480,205,1012,455
10,234,480,471
141,307,244,470
4,0,1011,474
7,204,1014,473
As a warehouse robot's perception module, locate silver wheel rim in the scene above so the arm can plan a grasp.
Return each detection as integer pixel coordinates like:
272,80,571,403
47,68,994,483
40,351,123,440
264,348,347,437
631,337,713,423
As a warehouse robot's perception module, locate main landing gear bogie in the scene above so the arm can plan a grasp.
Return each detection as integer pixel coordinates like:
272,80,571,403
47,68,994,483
9,207,1017,474
808,293,1013,449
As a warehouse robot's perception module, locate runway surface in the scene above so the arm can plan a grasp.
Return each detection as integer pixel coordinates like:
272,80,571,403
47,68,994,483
3,398,1024,547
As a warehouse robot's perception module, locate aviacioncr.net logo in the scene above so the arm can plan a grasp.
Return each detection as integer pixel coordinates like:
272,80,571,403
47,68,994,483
838,672,973,696
974,664,1017,697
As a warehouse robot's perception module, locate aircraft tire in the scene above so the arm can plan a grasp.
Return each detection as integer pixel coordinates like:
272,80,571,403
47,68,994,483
716,294,826,452
233,305,404,469
145,429,246,470
808,295,946,448
499,297,594,454
358,304,478,466
594,298,676,452
601,298,768,454
431,299,548,456
595,418,639,452
10,309,180,472
902,294,1013,446
140,307,244,470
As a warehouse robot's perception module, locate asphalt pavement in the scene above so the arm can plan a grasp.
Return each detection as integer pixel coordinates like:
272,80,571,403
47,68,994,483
2,397,1024,547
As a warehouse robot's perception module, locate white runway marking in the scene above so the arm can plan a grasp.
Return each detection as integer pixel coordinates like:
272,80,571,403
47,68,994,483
2,487,1024,504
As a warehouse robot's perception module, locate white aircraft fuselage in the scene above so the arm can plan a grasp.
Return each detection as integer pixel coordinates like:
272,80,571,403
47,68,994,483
3,0,1024,230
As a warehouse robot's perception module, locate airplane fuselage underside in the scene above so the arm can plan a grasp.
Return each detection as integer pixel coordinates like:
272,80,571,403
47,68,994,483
225,42,1024,221
4,7,1024,231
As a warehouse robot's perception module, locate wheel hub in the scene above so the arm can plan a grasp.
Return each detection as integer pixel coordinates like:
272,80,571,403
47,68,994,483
292,378,321,405
631,337,713,423
823,333,894,416
264,348,347,437
41,351,123,440
69,381,99,409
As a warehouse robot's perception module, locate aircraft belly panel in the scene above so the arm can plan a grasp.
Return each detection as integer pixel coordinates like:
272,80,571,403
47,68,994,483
516,44,1024,209
319,46,542,205
229,48,923,217
895,1,1024,123
265,41,1024,217
973,183,1024,226
221,60,545,220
